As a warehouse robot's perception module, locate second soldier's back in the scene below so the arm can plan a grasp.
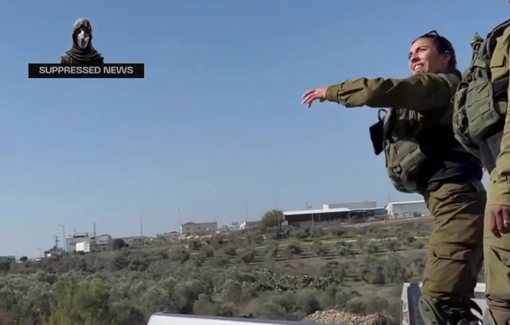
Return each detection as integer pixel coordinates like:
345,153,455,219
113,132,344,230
452,15,510,325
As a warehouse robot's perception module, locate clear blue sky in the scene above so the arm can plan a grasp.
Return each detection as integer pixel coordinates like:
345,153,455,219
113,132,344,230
0,1,506,256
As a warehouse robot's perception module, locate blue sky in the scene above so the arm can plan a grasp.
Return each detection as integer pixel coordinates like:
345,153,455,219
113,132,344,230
0,1,507,256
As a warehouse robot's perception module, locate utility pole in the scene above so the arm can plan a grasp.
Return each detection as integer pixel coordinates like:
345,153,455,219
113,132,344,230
58,224,66,253
177,207,181,232
306,192,312,210
139,213,145,247
177,207,182,243
276,196,281,230
53,235,60,251
310,194,314,227
245,200,249,222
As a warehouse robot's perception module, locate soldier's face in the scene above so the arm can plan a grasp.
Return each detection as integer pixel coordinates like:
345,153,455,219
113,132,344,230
409,38,450,75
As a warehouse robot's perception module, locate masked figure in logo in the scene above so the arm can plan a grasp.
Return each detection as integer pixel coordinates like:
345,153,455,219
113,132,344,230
61,18,104,65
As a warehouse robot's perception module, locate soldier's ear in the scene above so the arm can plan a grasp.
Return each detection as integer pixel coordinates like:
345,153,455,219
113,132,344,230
442,51,452,66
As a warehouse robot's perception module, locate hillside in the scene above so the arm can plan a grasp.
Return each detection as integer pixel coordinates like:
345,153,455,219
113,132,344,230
0,217,460,325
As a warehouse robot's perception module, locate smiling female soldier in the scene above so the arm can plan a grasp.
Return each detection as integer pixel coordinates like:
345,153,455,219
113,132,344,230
302,31,485,325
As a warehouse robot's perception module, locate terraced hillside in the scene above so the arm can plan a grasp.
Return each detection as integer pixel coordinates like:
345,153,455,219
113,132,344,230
0,216,443,325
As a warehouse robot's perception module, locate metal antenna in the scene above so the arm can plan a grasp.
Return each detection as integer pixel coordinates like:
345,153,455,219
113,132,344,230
53,235,60,250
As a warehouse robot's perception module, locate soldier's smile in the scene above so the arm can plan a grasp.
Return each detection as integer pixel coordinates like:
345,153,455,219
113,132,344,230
413,63,424,72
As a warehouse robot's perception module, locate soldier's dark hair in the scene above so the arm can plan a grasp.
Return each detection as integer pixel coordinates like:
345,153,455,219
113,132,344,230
412,30,461,78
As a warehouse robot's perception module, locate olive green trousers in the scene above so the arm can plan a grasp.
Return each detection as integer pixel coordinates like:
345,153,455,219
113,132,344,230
418,179,486,325
484,171,510,325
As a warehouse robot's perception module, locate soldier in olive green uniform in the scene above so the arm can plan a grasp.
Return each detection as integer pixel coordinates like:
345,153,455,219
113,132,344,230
303,31,485,325
452,19,510,325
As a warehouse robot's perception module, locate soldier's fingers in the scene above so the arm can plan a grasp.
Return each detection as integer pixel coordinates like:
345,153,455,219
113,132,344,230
302,90,312,98
502,207,510,234
491,206,503,236
302,95,316,106
491,212,502,238
302,89,316,98
495,208,505,232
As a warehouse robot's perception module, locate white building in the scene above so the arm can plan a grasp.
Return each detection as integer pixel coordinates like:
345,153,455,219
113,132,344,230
156,231,180,240
283,207,351,226
283,202,387,227
239,220,262,230
76,242,91,253
66,232,91,253
385,200,430,219
325,201,377,210
180,221,217,235
66,232,113,252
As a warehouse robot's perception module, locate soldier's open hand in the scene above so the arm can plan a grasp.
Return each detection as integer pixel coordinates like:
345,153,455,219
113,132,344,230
490,204,510,237
302,88,328,108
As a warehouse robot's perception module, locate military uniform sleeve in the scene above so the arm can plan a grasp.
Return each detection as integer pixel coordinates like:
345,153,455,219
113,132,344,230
490,32,510,206
325,73,459,111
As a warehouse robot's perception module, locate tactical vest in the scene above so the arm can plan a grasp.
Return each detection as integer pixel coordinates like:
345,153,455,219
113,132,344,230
371,98,462,194
380,108,428,193
452,19,510,165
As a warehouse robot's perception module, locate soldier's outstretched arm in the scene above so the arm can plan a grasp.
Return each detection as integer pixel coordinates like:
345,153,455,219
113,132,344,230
491,40,510,207
325,73,459,111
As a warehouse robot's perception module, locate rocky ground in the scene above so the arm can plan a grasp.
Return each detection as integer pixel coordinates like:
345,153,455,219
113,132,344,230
303,310,394,325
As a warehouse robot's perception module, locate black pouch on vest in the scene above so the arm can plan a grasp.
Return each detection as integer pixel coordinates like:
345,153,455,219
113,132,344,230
479,130,503,174
369,109,387,156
